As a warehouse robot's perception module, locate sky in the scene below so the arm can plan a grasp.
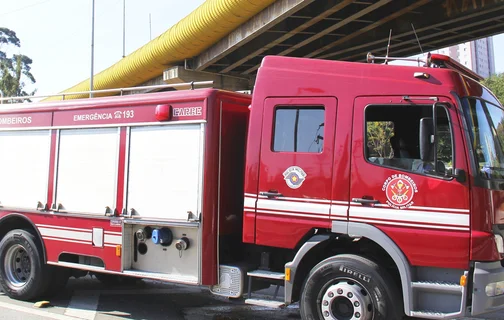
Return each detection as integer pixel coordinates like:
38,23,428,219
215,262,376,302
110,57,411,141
1,0,504,98
0,0,206,97
494,34,504,71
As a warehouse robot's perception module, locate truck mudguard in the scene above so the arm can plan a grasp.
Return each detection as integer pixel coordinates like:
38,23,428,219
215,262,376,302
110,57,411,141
284,221,413,314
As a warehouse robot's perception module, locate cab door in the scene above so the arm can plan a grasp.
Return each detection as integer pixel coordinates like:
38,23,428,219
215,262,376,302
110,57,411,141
349,96,470,269
255,97,337,248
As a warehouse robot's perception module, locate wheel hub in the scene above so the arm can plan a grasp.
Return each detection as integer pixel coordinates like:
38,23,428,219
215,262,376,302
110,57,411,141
320,281,372,320
4,244,31,288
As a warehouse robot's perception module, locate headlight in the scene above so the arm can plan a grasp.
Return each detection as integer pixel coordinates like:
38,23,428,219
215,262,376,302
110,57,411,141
496,281,504,296
495,235,504,254
486,281,504,296
486,283,496,296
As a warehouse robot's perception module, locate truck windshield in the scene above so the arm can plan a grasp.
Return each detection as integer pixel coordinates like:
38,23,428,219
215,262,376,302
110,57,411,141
462,97,504,180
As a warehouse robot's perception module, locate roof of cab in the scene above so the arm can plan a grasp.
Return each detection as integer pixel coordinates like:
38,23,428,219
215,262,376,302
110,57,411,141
258,54,474,81
254,54,470,99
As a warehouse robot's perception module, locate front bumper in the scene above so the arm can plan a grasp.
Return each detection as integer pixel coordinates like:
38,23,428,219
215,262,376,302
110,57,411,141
472,261,504,316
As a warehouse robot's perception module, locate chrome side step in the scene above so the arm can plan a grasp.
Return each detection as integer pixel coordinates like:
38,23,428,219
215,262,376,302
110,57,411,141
247,270,285,280
244,298,285,308
410,310,463,319
245,269,285,309
408,270,469,319
411,281,462,294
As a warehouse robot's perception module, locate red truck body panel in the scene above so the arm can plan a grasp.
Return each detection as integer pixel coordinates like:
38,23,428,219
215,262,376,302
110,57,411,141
0,89,251,285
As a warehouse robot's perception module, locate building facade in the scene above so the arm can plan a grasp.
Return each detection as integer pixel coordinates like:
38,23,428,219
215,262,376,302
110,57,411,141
430,37,496,78
394,37,496,79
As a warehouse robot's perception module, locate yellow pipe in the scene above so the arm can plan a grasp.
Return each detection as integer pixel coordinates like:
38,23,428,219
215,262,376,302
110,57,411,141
44,0,275,101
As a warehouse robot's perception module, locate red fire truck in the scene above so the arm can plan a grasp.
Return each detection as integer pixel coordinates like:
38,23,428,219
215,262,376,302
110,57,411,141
0,52,503,320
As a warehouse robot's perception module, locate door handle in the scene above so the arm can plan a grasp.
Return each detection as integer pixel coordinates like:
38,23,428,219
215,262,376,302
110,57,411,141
259,191,284,198
352,197,380,205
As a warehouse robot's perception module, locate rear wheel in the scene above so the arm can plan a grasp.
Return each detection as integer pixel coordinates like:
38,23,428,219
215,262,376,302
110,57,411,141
0,229,49,301
300,254,403,320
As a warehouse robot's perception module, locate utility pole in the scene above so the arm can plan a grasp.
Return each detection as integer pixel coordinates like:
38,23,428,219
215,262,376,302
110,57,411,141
122,0,126,58
90,0,95,98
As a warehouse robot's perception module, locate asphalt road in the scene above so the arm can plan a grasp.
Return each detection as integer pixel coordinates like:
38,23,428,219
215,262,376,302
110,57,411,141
0,275,503,320
0,275,300,320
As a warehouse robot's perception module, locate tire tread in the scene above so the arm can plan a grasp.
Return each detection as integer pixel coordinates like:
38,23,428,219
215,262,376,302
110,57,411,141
299,253,403,320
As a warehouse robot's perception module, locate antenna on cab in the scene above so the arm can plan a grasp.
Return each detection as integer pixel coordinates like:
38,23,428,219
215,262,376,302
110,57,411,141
411,23,427,66
384,29,392,64
411,23,423,55
366,25,433,67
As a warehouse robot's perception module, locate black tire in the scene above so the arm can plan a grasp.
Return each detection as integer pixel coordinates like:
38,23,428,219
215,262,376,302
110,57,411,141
0,229,49,301
300,254,403,320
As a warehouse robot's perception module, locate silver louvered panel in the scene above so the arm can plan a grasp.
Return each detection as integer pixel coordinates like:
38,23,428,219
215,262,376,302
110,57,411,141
210,265,245,298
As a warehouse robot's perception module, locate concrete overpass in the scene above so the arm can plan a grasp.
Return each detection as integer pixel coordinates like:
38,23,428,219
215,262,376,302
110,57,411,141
187,0,504,76
46,0,504,100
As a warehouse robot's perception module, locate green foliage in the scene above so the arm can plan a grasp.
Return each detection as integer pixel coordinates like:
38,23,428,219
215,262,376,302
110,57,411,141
0,27,20,47
0,27,36,101
482,73,504,105
366,121,394,158
437,125,453,167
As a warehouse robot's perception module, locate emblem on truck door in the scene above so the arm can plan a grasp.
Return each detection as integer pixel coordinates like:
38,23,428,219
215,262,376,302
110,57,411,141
283,166,307,189
382,174,418,209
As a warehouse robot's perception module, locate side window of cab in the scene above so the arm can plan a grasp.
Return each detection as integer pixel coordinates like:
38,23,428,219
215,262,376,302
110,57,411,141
365,104,453,177
272,106,325,153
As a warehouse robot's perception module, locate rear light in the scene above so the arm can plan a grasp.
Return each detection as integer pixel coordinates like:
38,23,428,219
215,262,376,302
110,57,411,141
155,104,172,121
495,234,504,255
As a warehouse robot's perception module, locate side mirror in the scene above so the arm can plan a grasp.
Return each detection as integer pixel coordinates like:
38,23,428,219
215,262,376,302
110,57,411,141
443,168,467,183
453,168,467,183
419,117,433,161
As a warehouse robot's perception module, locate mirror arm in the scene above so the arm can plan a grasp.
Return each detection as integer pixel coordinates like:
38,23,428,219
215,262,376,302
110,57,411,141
432,102,439,171
442,168,467,183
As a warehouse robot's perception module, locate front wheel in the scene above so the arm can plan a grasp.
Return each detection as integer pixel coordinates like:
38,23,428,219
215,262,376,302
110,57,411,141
0,229,49,301
300,254,403,320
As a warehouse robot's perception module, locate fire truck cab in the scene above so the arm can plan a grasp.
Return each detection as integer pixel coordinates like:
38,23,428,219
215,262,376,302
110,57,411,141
0,53,504,320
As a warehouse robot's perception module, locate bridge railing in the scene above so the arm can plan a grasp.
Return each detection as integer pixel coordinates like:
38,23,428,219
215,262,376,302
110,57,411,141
0,81,215,104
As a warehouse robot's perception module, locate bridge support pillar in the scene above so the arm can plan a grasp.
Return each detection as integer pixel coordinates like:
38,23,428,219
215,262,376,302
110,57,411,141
163,66,251,92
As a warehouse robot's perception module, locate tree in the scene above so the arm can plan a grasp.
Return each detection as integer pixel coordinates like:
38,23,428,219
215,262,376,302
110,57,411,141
482,73,504,105
366,121,394,158
0,27,36,101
